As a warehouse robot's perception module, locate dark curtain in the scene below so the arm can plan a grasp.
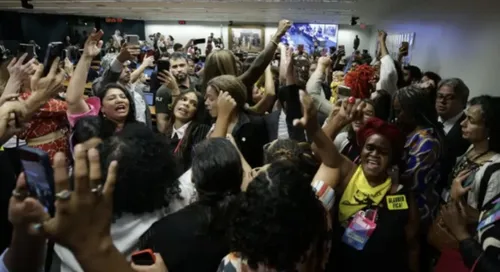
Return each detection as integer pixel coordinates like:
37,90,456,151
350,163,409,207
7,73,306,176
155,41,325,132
99,19,145,41
20,13,70,59
0,11,145,59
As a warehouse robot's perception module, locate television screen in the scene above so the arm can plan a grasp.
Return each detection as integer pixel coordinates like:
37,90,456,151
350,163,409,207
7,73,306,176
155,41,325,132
280,23,338,55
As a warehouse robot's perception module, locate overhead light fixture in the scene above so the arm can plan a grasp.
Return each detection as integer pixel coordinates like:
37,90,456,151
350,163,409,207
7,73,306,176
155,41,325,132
21,0,33,9
350,16,359,26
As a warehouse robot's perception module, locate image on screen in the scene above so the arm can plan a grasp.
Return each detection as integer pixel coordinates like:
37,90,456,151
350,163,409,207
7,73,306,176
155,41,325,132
21,160,53,211
280,23,338,54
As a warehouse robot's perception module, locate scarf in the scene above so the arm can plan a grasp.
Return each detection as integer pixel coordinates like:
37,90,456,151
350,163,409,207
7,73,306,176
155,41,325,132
339,166,391,222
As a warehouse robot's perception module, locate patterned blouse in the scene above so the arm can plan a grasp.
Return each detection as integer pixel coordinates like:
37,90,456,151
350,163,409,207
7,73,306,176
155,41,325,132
18,92,70,161
403,128,441,220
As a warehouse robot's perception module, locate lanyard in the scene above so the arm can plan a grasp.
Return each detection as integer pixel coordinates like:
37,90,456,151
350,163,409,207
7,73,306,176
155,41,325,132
174,138,183,154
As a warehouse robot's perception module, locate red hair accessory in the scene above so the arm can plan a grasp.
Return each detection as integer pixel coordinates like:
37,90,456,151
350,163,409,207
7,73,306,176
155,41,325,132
357,117,404,161
344,64,375,99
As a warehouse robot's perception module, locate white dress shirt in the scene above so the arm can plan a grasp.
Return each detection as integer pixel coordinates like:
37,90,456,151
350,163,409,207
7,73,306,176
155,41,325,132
375,55,398,95
438,112,464,135
172,121,191,139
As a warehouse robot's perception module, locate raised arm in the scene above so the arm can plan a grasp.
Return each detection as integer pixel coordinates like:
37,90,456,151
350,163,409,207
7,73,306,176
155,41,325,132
210,92,237,138
238,19,291,87
66,29,103,115
293,91,355,188
248,65,276,114
306,56,333,117
1,54,36,100
130,55,154,84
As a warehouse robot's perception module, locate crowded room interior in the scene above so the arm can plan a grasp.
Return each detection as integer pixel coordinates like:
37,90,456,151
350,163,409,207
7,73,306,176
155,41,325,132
0,0,499,271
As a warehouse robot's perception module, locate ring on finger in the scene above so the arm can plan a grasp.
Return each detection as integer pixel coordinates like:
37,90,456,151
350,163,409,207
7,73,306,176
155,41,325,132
55,190,72,201
12,189,27,199
91,184,103,196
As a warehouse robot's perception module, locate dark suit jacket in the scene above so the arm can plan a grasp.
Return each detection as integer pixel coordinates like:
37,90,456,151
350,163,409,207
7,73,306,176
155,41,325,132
438,113,470,191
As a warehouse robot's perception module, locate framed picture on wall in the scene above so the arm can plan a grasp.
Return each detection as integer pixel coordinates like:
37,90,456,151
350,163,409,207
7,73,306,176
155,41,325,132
228,25,265,53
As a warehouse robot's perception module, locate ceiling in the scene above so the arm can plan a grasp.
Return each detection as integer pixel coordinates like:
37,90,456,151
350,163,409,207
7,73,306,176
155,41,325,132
0,0,410,24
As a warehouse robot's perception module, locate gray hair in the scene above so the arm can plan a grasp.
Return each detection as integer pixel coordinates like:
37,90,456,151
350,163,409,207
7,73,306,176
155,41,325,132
437,78,470,105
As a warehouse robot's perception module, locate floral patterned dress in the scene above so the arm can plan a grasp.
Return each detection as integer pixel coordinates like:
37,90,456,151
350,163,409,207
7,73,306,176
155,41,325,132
18,92,70,161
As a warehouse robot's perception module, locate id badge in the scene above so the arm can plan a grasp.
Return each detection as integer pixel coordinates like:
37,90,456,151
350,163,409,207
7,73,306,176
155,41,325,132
342,210,377,250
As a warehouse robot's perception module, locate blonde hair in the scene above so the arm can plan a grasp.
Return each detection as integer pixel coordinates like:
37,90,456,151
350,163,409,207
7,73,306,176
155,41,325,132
207,75,247,110
202,50,238,92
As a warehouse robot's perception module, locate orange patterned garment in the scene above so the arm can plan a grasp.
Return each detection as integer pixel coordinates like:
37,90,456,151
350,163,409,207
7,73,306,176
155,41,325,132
18,92,70,162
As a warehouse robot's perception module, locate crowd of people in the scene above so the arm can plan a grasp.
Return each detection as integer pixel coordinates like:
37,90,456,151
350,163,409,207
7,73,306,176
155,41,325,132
0,17,499,272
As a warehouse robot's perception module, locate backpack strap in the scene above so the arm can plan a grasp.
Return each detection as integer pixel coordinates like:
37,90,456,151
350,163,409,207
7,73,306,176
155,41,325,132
477,162,500,210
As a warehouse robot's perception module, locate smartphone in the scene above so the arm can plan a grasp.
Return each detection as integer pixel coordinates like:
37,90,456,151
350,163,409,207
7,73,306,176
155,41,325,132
338,85,352,98
125,34,140,46
193,38,206,45
157,59,170,73
18,146,55,215
18,43,36,64
131,249,156,266
42,42,64,76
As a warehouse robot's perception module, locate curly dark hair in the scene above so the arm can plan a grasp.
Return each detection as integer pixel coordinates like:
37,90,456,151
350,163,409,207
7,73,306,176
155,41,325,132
229,161,328,271
98,122,181,218
264,139,319,178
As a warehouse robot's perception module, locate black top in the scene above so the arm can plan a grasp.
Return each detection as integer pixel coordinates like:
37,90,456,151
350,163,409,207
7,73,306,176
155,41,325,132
155,76,200,116
231,113,269,168
140,202,229,272
438,113,470,193
330,189,411,272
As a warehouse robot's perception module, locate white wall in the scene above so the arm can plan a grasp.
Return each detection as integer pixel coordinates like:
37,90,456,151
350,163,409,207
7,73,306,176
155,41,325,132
370,0,499,97
144,21,372,55
337,25,373,55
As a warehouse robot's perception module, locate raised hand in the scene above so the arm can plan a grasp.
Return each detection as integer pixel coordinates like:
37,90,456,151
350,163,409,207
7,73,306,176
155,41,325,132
157,70,178,91
117,43,140,63
82,28,104,59
276,19,292,37
293,90,318,132
7,53,36,82
0,100,28,142
377,30,387,42
142,55,155,68
30,58,65,97
38,146,118,254
217,91,237,119
337,97,366,125
318,56,332,67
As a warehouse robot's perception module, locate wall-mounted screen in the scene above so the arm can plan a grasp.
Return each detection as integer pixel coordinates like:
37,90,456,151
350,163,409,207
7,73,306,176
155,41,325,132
280,23,338,54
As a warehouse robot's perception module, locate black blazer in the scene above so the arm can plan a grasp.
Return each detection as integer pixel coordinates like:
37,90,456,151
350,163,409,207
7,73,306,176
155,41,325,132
438,114,470,191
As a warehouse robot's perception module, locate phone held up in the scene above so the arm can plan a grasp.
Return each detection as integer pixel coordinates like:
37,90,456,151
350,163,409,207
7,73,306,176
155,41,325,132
125,34,140,46
157,59,170,73
17,43,36,64
131,249,156,266
17,146,56,216
42,42,64,76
